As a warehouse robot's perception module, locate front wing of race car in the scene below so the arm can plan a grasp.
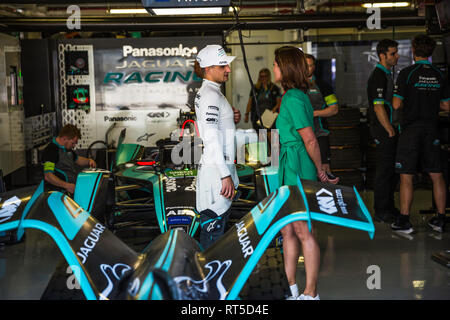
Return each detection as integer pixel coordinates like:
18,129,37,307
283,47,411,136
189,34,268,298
0,175,374,300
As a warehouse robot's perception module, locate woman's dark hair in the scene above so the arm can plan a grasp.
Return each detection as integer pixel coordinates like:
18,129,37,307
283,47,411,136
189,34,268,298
194,60,205,79
412,35,436,58
274,46,309,92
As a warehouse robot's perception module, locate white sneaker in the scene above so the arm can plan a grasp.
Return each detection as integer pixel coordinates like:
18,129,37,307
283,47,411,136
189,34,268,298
298,294,320,300
286,295,299,300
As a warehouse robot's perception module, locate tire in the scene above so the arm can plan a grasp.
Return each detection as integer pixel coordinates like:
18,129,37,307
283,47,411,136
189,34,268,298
365,168,375,190
328,127,361,146
330,146,362,169
327,107,361,127
365,144,377,169
333,169,364,191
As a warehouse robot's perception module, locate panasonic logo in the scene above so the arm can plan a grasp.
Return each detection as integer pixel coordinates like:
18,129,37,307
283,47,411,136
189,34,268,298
104,115,137,122
316,188,338,214
123,44,198,58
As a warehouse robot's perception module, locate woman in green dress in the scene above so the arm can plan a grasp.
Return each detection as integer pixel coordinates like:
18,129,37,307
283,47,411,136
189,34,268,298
273,46,330,300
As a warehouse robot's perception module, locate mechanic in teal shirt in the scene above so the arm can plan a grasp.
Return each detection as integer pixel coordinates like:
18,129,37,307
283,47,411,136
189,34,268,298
42,124,96,194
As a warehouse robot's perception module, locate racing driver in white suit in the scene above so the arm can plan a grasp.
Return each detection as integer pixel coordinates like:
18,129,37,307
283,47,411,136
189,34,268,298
194,45,240,249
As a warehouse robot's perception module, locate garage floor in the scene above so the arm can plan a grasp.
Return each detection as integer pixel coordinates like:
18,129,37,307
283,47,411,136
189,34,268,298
0,189,449,300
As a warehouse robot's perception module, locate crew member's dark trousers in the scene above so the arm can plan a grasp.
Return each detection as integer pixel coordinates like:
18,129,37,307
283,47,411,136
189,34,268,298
199,208,231,250
374,135,399,214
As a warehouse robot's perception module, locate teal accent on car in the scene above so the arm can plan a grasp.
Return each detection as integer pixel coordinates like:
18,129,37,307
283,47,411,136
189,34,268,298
17,180,44,241
251,187,290,235
116,143,141,166
47,192,90,241
74,172,103,212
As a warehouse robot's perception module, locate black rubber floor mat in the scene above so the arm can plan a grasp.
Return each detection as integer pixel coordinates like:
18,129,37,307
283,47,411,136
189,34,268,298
239,248,290,300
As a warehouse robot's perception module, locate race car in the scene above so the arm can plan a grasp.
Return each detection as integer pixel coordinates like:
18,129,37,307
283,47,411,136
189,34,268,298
0,115,261,244
0,174,374,300
100,125,260,238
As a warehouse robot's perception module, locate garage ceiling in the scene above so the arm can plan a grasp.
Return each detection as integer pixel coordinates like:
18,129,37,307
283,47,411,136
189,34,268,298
0,1,427,32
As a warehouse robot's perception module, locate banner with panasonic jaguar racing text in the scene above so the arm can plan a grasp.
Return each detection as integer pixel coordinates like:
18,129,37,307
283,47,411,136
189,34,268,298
61,36,221,147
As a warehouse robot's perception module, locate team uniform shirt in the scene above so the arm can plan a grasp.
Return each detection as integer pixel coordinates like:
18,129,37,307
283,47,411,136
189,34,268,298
367,63,397,139
42,137,79,184
276,88,317,186
394,60,450,174
306,76,338,138
194,79,239,216
249,83,281,127
394,60,450,128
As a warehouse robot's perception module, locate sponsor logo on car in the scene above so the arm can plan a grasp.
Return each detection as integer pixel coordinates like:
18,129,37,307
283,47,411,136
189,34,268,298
99,263,132,300
174,260,232,300
76,223,106,264
0,196,21,223
315,188,348,215
315,188,338,214
235,221,254,258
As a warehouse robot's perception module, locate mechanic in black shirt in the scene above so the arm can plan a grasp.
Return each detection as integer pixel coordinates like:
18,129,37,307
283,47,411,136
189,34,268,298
392,35,450,234
42,124,96,195
305,54,339,183
367,39,400,223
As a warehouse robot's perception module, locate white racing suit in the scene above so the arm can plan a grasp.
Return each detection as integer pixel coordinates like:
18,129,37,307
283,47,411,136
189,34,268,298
195,79,239,249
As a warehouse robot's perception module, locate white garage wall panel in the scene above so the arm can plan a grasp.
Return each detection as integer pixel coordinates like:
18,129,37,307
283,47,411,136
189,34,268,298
0,34,26,176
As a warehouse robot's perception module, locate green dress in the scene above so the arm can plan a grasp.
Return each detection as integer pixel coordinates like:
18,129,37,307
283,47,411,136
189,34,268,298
276,88,317,186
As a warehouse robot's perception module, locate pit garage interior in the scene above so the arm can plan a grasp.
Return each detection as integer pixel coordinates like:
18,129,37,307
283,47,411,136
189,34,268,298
0,0,449,301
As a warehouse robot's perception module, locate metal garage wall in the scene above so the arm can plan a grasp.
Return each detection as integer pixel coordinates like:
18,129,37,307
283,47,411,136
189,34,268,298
227,30,300,130
310,39,413,109
230,35,268,130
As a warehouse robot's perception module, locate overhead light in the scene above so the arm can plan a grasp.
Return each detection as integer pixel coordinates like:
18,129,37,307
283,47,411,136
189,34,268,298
362,2,410,8
109,8,148,14
412,280,425,289
151,7,224,15
109,7,232,15
142,0,230,15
